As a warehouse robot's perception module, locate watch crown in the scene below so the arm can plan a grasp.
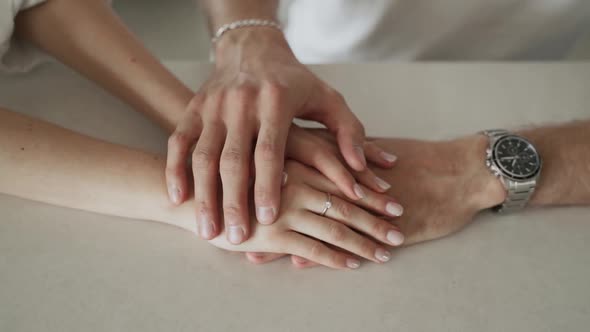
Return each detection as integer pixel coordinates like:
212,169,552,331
486,148,492,157
486,160,492,167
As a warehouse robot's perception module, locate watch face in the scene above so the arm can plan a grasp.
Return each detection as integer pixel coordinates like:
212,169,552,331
493,135,541,180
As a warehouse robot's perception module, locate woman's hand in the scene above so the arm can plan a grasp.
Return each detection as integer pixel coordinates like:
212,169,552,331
164,29,388,246
246,135,506,268
204,160,405,269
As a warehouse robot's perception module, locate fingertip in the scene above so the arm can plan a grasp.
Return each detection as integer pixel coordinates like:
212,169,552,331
354,145,368,168
256,206,278,225
167,184,183,205
346,258,361,269
379,151,398,164
353,183,366,200
254,177,281,224
342,145,367,172
364,142,397,168
227,225,247,244
246,252,268,264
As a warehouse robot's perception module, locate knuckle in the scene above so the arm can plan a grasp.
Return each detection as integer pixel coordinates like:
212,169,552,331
333,200,353,219
370,220,388,238
257,140,280,163
358,239,376,257
223,204,244,222
328,223,347,243
254,188,274,205
168,131,192,148
186,93,205,111
309,242,326,259
280,181,301,201
192,148,216,171
219,148,243,173
328,251,345,267
229,86,255,103
264,81,286,100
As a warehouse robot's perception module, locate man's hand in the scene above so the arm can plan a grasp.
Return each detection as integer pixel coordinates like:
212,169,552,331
368,136,506,245
166,29,377,244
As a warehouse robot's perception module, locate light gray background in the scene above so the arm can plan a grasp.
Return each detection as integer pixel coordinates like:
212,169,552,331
111,0,590,62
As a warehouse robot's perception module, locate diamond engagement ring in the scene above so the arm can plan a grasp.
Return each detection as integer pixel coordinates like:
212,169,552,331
320,193,333,216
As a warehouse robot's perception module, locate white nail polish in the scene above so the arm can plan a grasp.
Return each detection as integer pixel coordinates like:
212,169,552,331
386,230,404,246
380,151,397,163
386,202,404,216
375,176,391,191
346,258,361,269
353,184,366,199
375,248,391,262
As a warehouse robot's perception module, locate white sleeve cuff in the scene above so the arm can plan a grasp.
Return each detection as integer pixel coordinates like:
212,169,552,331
0,0,49,73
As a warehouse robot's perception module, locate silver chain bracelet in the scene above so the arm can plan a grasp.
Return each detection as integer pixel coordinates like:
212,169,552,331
211,19,282,44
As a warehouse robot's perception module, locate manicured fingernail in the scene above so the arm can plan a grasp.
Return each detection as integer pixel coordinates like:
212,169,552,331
199,221,214,239
387,230,404,246
228,226,245,244
386,202,404,216
353,184,366,199
346,258,361,269
282,172,288,186
375,248,391,262
168,185,181,204
375,176,391,191
355,146,367,168
257,206,276,225
380,151,397,163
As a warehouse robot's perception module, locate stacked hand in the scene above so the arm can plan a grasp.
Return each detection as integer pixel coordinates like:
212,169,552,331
164,29,506,270
244,133,506,268
165,29,397,245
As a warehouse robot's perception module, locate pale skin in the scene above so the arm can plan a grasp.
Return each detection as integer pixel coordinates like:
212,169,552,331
164,0,385,245
0,109,403,269
14,0,399,247
1,109,589,269
7,0,590,269
248,123,590,267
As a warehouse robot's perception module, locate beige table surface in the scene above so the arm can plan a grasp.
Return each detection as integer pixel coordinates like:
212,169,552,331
1,62,589,332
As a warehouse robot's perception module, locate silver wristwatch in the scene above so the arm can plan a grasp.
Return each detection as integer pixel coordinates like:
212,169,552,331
482,129,542,213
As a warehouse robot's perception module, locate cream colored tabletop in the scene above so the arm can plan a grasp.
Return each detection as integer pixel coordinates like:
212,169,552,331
1,62,589,332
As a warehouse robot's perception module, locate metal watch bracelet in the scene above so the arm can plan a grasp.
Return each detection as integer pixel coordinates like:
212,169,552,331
482,129,538,213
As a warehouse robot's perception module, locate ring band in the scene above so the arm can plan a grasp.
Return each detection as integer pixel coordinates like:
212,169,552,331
320,193,333,216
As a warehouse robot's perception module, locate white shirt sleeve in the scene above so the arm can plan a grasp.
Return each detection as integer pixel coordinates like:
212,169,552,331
0,0,49,73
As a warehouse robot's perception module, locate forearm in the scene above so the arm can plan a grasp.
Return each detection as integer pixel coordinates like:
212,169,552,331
0,108,195,232
518,120,590,206
15,0,193,131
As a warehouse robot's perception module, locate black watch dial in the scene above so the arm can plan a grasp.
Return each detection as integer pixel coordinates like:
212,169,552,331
493,135,541,180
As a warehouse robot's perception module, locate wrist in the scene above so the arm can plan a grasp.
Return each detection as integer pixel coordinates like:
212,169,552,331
452,135,507,212
213,27,295,64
